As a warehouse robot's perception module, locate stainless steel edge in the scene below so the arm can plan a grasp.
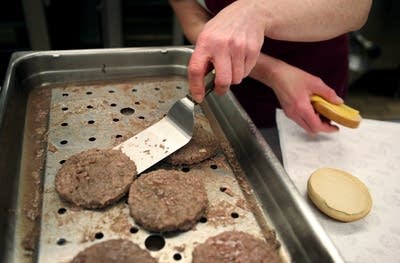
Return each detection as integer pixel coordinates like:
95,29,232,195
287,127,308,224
0,46,195,263
11,47,193,86
0,46,343,263
1,51,33,263
203,92,344,263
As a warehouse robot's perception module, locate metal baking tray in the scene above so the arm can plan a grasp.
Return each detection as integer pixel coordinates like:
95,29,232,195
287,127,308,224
0,47,343,262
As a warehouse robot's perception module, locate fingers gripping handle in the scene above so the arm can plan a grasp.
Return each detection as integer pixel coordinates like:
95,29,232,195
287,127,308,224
187,70,216,104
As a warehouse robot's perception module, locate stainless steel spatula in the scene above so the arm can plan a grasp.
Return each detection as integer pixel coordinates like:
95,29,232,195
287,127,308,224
114,71,215,174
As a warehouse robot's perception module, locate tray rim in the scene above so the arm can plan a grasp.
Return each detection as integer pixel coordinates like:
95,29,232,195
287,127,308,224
0,46,343,263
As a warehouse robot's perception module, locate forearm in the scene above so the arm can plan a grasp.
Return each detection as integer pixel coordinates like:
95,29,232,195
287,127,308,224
169,0,210,44
249,52,345,134
249,53,281,89
240,0,372,41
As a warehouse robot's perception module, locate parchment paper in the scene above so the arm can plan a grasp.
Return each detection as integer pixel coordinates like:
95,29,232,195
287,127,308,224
276,109,400,263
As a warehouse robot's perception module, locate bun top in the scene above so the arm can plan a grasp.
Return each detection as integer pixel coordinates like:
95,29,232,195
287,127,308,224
311,95,362,128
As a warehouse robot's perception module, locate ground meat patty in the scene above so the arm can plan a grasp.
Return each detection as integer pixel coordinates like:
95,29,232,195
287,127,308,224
128,169,207,232
192,231,281,263
71,239,156,263
55,148,137,209
164,116,219,165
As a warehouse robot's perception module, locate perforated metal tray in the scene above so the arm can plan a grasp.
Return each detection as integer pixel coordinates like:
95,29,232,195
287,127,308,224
0,47,343,263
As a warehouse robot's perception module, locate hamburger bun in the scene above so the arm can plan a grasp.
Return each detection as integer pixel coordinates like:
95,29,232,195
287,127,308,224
311,95,362,128
307,167,372,222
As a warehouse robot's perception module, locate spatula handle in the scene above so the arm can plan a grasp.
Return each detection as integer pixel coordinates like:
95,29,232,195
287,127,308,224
204,69,216,98
187,70,215,104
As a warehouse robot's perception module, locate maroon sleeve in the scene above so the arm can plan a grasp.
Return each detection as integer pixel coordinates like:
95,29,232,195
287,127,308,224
203,0,349,128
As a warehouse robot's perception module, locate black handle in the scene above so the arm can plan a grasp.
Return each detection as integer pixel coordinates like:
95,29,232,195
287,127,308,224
187,70,215,104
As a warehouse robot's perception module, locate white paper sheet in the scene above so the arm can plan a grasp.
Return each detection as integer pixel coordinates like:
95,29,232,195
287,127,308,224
276,109,400,263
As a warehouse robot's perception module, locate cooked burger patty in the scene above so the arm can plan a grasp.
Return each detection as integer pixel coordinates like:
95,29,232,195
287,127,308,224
71,239,156,263
55,148,137,209
192,231,281,263
164,116,219,165
128,169,208,232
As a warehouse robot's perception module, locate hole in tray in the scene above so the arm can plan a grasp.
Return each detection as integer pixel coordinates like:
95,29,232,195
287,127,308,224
58,208,67,215
145,235,165,251
116,134,123,138
88,137,96,142
110,103,117,107
132,88,137,92
62,93,69,97
57,238,67,245
95,232,104,239
173,253,182,261
219,187,227,192
130,226,139,234
120,107,135,115
210,164,218,170
61,122,68,127
59,160,66,165
62,107,68,111
199,216,207,223
158,100,165,104
176,86,182,90
181,167,190,173
86,91,93,95
88,120,95,124
113,118,119,122
231,212,239,219
135,101,140,105
138,116,145,120
108,90,115,93
87,105,93,109
60,140,68,145
154,87,160,91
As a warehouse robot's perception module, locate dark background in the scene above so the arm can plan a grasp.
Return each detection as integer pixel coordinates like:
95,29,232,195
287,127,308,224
0,0,178,83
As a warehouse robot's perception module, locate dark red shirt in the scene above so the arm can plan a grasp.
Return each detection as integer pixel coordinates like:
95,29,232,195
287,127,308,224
204,0,349,128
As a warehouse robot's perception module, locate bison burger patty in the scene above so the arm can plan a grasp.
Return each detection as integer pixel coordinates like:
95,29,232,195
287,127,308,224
192,231,281,263
128,169,208,232
56,148,137,209
71,239,156,263
164,116,219,165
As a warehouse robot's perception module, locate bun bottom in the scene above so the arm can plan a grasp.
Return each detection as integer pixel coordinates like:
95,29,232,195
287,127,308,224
307,167,372,222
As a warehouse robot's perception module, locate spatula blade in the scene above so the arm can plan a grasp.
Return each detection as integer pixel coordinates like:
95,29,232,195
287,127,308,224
114,97,195,174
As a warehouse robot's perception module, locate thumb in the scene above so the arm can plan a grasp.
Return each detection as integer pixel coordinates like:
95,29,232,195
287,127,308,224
316,83,343,105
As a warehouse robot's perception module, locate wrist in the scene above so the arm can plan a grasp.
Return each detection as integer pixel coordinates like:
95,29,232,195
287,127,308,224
242,0,274,36
237,0,273,36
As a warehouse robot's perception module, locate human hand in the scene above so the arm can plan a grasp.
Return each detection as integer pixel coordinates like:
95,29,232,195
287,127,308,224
188,0,267,103
270,61,344,135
